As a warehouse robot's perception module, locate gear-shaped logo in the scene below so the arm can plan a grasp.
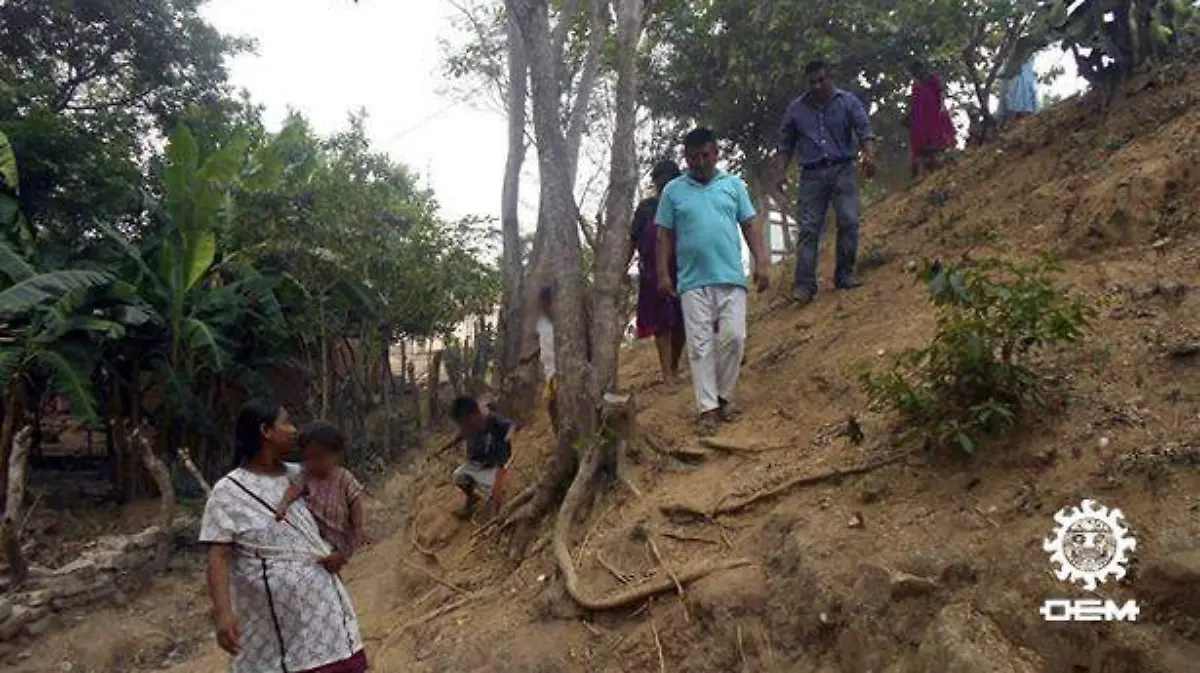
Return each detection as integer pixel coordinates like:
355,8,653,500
1043,499,1136,591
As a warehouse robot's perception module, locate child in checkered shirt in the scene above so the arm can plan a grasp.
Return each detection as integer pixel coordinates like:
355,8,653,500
275,422,365,573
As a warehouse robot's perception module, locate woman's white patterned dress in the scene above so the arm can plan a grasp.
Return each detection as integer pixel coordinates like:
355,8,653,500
200,464,365,673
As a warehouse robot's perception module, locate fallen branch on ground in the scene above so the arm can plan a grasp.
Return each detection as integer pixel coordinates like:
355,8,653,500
177,447,211,496
637,525,688,622
650,603,667,673
575,502,618,565
597,550,634,585
381,588,495,641
132,426,176,571
661,453,910,519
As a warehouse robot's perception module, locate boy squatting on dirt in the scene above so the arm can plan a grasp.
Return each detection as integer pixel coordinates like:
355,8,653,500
439,395,518,518
275,421,367,572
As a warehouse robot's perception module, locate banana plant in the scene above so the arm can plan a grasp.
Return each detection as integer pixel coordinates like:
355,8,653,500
100,124,288,445
0,129,144,429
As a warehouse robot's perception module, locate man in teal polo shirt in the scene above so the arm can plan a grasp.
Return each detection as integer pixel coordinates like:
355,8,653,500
655,127,771,435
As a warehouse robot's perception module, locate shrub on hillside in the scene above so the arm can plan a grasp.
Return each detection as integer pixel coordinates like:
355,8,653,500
860,253,1095,455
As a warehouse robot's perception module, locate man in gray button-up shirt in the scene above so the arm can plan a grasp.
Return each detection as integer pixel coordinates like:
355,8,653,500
774,59,877,304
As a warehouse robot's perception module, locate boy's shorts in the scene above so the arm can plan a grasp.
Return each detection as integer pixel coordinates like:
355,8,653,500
453,460,499,496
544,376,557,401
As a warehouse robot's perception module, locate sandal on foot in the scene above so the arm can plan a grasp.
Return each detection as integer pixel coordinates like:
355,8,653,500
696,411,720,436
718,397,742,422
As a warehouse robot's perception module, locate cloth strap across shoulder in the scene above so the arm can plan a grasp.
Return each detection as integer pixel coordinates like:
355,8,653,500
228,475,329,557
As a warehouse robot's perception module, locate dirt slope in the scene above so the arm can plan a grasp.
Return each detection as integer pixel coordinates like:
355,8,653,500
152,64,1200,672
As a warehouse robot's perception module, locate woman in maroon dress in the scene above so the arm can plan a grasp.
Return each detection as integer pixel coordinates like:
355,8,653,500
907,60,957,179
628,160,685,385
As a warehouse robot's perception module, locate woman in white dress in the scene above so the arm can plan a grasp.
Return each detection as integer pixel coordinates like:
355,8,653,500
201,398,368,673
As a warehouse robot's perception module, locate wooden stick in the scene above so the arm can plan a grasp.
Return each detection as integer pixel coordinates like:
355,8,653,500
132,426,175,571
710,518,735,550
575,502,617,565
645,532,688,622
760,625,776,671
177,446,211,496
737,625,749,672
597,550,634,585
384,592,476,640
17,489,44,534
401,557,464,594
650,609,667,673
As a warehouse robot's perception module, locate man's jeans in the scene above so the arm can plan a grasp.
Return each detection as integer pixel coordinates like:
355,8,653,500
793,162,860,298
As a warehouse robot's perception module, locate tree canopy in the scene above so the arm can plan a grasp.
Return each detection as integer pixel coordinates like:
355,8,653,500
0,0,500,486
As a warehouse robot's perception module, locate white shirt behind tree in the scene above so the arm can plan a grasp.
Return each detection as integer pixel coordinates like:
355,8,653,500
536,315,556,379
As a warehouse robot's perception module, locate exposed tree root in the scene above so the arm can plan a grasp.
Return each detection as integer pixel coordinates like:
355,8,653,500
660,529,719,546
661,453,910,519
699,437,790,454
409,518,440,562
553,395,752,611
643,429,709,462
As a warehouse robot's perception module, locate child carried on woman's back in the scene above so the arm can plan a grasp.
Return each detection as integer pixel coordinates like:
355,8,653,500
275,422,365,573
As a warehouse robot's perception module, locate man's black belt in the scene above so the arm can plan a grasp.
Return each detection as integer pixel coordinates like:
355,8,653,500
802,157,853,170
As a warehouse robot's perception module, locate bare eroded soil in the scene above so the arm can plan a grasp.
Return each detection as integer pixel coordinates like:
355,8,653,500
10,64,1200,673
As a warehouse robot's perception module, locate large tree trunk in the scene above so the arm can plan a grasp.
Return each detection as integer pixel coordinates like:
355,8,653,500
507,0,600,526
592,0,646,397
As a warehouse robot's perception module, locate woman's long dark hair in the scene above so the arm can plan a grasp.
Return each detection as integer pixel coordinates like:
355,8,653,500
232,397,282,469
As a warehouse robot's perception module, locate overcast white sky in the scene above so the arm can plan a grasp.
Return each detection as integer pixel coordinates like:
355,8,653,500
201,0,512,226
201,0,1085,244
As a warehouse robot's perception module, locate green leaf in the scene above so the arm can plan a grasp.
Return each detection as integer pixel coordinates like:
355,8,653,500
34,348,100,428
185,317,230,372
0,346,26,388
165,124,200,228
183,229,217,292
0,238,36,283
0,270,113,319
0,130,18,194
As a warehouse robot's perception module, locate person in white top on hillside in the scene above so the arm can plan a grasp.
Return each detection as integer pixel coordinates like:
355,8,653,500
532,286,558,433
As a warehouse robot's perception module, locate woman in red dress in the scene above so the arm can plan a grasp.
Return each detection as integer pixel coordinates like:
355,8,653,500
907,60,957,179
628,160,685,385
